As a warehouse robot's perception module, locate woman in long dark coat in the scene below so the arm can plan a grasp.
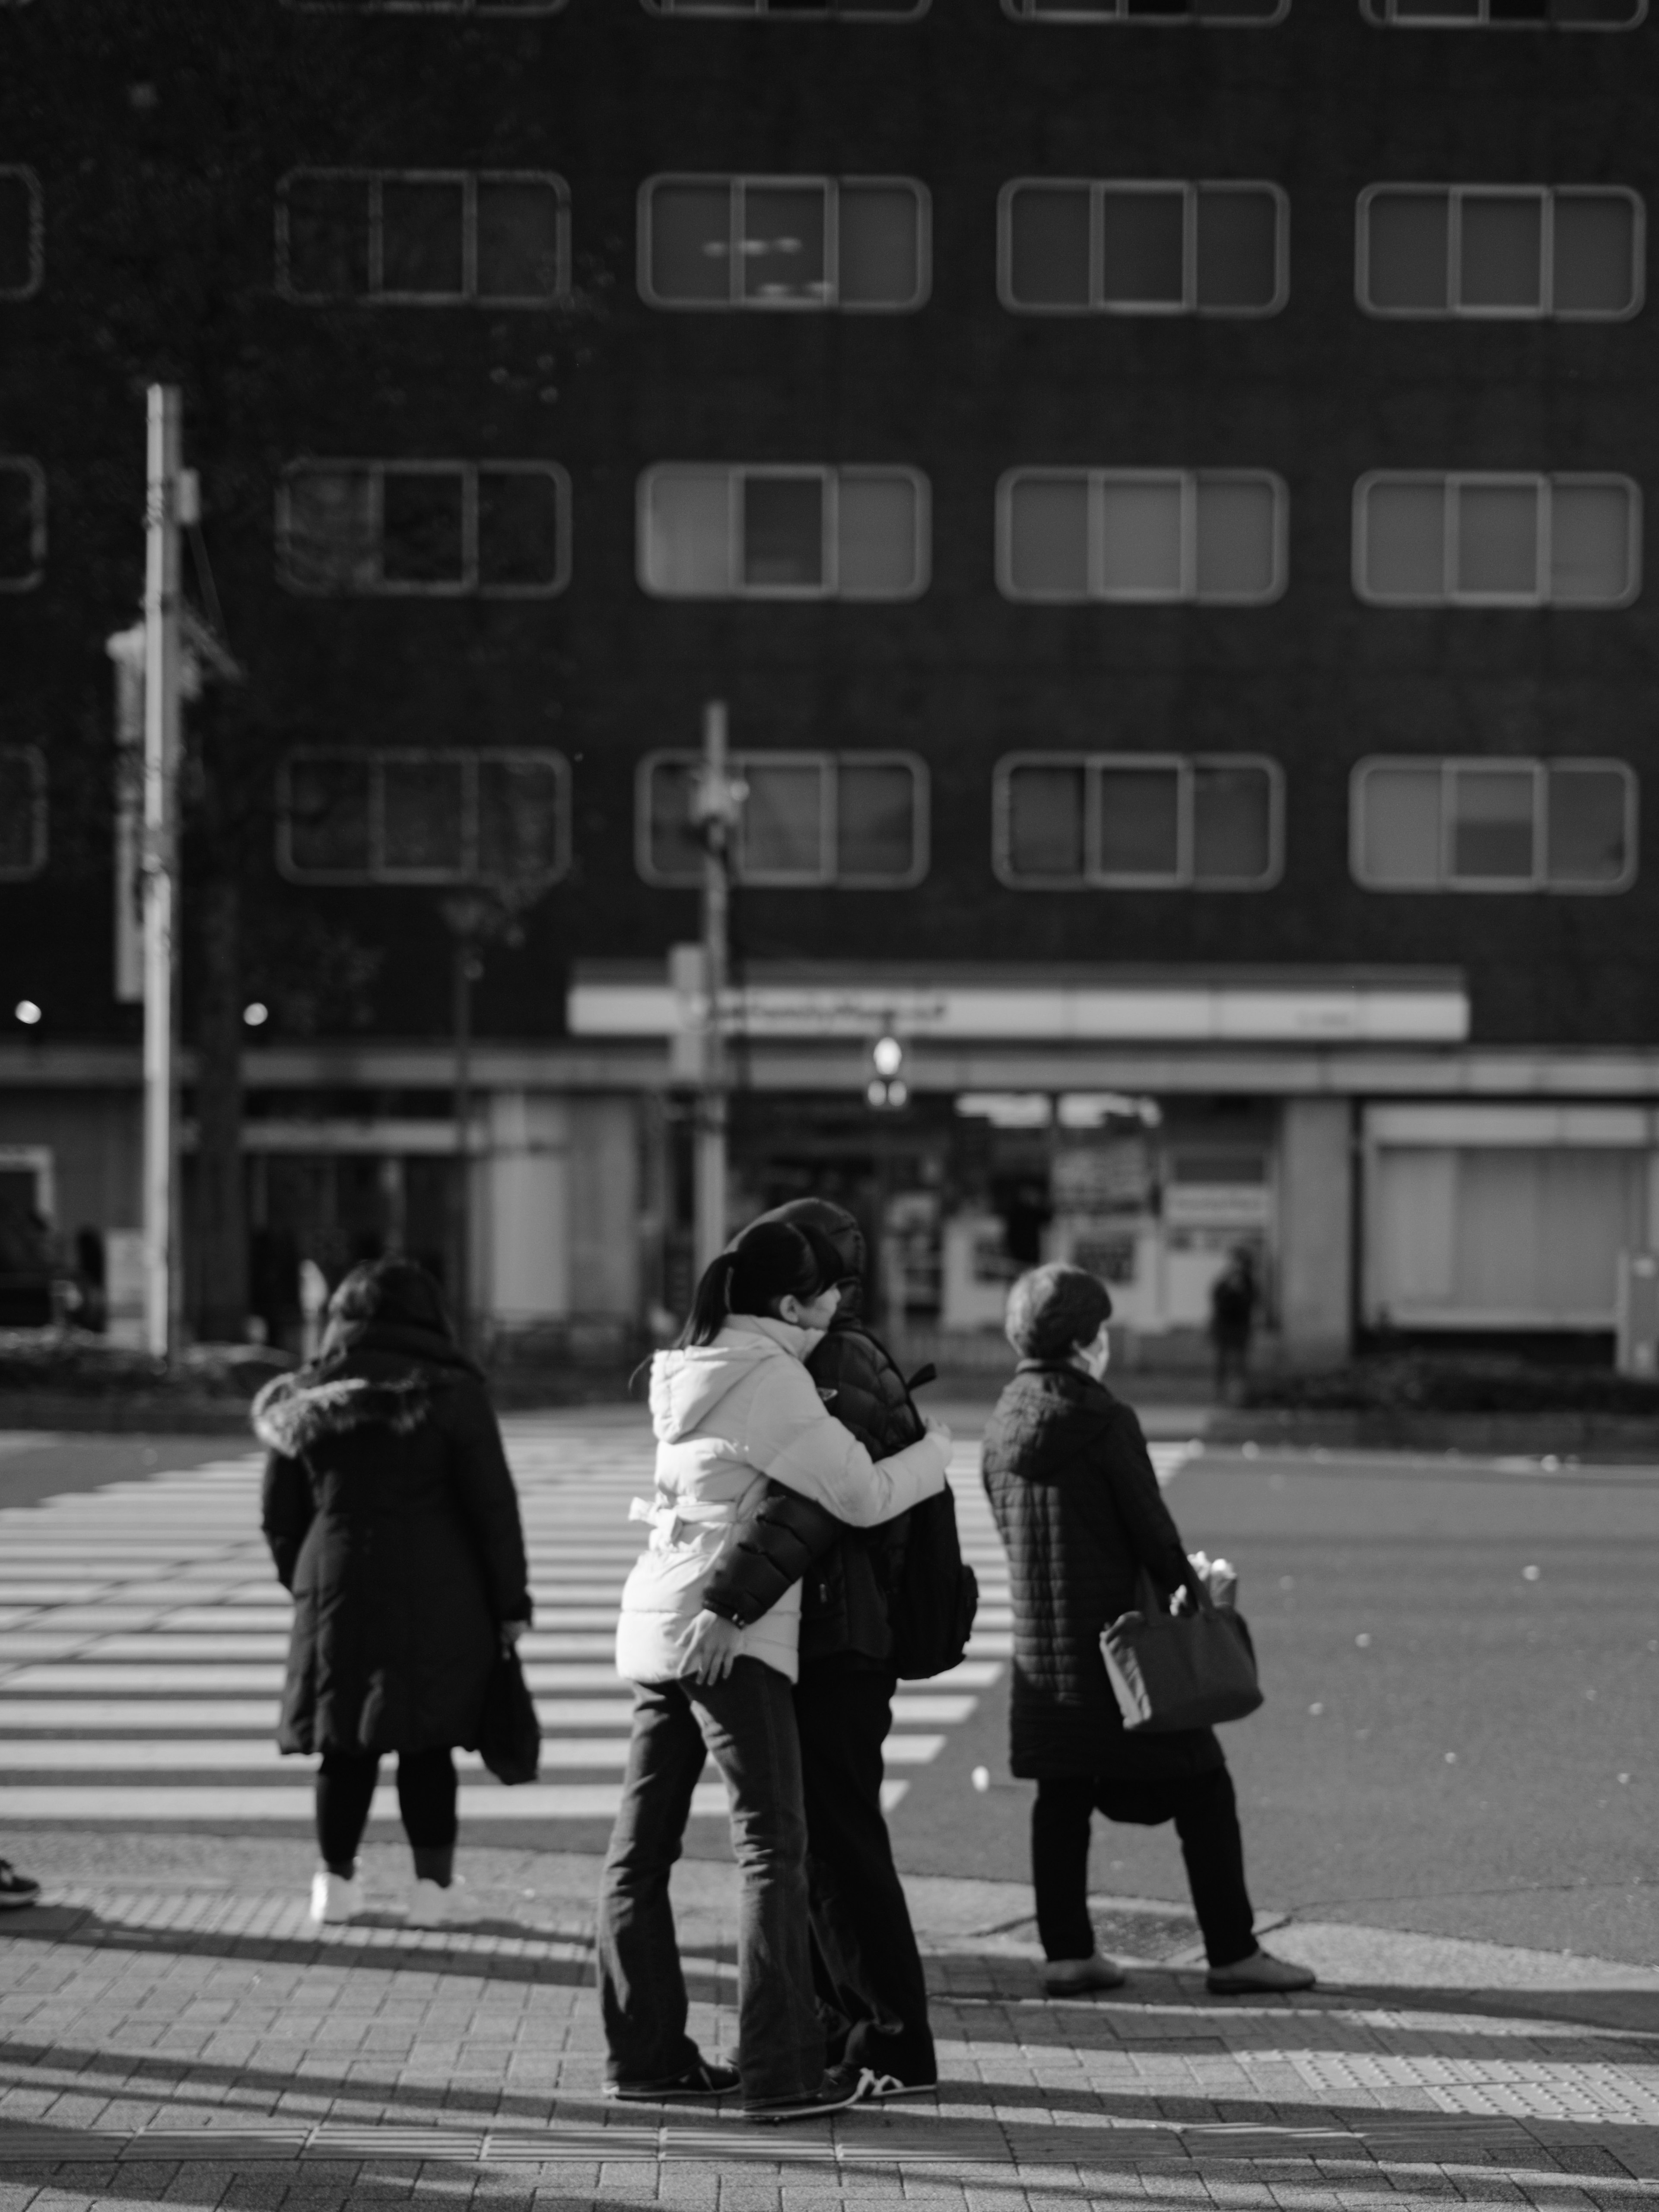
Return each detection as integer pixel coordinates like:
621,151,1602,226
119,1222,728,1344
981,1262,1313,1997
255,1258,531,1929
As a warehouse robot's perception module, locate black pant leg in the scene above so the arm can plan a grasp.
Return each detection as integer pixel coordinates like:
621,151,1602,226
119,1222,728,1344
396,1746,459,1849
316,1749,380,1868
793,1667,935,2081
1170,1768,1257,1968
1030,1775,1098,1963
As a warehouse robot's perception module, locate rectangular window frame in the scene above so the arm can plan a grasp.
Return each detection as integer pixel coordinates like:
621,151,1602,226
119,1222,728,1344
1001,0,1289,22
277,459,570,599
999,179,1288,315
635,748,928,889
277,747,572,886
0,167,43,302
993,750,1284,890
1361,0,1644,25
640,1,931,16
997,467,1288,605
277,169,570,307
1357,184,1644,321
0,458,46,593
281,1,568,15
1353,470,1642,608
638,174,930,313
637,463,931,601
1350,756,1636,893
0,746,47,880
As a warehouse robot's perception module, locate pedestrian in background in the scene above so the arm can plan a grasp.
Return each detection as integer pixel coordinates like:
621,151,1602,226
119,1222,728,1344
1208,1247,1259,1403
702,1197,944,2102
982,1262,1313,1997
256,1257,531,1930
597,1219,951,2122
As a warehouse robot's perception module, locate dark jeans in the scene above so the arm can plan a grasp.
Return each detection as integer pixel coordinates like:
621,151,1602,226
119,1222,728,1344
596,1658,821,2102
795,1665,935,2084
316,1746,457,1865
1032,1766,1257,1970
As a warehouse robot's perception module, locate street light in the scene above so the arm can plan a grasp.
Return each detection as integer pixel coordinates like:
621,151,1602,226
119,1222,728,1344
868,1033,907,1110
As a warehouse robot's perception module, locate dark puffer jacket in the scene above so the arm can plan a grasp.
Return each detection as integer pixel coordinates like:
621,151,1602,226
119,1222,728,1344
256,1319,531,1757
981,1360,1224,1783
702,1201,923,1672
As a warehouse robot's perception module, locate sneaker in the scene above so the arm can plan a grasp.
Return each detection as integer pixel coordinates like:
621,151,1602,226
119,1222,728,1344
308,1869,360,1927
405,1875,467,1929
743,2071,868,2123
1042,1954,1125,1995
1206,1948,1316,1995
0,1860,41,1911
606,2059,741,2104
825,2061,937,2104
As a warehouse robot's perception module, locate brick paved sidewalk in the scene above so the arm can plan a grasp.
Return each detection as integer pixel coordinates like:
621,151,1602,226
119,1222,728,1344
3,1843,1658,2212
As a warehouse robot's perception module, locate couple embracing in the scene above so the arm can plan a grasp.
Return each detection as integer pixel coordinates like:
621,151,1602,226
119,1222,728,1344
597,1201,951,2122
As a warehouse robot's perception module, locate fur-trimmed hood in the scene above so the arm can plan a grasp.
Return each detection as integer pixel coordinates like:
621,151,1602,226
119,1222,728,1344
252,1369,437,1459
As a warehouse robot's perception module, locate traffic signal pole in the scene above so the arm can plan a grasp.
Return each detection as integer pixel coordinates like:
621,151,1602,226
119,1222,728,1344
141,385,185,1359
693,699,731,1277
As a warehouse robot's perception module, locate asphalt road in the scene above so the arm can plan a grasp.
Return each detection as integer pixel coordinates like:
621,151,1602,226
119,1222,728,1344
4,1424,1656,1968
889,1443,1659,1968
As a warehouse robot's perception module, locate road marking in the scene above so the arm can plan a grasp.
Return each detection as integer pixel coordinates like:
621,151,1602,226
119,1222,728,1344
0,1419,1008,1828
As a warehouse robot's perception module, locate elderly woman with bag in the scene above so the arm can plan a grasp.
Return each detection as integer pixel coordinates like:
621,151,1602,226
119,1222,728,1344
598,1217,952,2122
256,1257,531,1930
981,1262,1313,1997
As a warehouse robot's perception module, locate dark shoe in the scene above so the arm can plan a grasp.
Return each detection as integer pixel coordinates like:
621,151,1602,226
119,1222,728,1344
827,2061,937,2103
1206,1948,1316,1995
1042,1953,1125,1995
743,2071,867,2123
0,1861,40,1910
605,2059,741,2103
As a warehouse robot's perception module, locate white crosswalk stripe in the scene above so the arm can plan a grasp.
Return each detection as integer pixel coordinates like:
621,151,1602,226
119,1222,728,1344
0,1414,1185,1832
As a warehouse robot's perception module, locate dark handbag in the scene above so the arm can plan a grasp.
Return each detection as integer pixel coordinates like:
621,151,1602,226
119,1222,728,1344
1101,1570,1263,1735
477,1643,541,1785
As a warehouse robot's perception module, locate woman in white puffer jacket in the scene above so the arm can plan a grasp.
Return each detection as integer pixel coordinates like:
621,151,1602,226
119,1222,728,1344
596,1219,951,2125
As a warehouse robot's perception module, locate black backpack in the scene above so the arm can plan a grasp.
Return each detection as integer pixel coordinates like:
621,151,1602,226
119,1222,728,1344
887,1365,980,1681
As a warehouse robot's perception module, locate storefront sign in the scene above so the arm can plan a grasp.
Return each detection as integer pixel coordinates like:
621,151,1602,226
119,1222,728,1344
570,974,1469,1045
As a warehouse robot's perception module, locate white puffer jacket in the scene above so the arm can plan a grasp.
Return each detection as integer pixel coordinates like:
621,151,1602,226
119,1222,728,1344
614,1315,951,1686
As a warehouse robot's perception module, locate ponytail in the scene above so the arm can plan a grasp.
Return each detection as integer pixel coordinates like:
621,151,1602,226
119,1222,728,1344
675,1219,839,1348
679,1250,741,1348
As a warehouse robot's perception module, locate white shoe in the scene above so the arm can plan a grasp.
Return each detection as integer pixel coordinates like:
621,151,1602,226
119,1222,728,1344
405,1875,466,1929
308,1869,360,1926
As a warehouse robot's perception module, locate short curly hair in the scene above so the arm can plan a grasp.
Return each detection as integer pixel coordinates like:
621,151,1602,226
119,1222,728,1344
1004,1262,1113,1361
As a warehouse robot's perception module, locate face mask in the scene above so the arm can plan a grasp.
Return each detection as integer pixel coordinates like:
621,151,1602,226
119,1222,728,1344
1077,1328,1111,1382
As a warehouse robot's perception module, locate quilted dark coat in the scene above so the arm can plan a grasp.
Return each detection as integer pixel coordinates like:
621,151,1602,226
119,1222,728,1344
702,1203,923,1670
256,1321,531,1758
981,1361,1225,1783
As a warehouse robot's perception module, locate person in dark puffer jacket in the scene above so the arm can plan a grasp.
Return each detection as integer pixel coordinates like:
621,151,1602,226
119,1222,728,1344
701,1198,938,2098
982,1262,1314,1999
256,1258,531,1934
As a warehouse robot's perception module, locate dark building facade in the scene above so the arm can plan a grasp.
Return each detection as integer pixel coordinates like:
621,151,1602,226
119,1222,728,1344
3,0,1659,1362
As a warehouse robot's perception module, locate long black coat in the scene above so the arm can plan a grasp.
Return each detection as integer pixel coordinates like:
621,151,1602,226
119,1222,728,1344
256,1323,531,1757
981,1360,1224,1784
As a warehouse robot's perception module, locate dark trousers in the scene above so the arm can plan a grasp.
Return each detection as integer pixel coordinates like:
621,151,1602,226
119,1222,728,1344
794,1665,935,2084
315,1745,458,1866
596,1659,821,2103
1032,1767,1257,1970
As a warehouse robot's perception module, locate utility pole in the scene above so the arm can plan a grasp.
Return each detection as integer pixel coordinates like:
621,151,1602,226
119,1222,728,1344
141,386,187,1360
690,700,741,1276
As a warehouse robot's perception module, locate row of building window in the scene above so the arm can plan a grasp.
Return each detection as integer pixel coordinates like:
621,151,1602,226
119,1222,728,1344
268,1,1649,26
0,458,1641,608
0,745,1631,898
1,172,1646,321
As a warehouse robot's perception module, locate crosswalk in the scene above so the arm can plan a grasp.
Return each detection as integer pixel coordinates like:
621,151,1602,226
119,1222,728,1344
2,1413,1163,1831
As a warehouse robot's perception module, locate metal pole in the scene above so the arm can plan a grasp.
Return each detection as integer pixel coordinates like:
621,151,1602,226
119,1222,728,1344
693,700,729,1276
141,385,183,1359
453,931,474,1352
